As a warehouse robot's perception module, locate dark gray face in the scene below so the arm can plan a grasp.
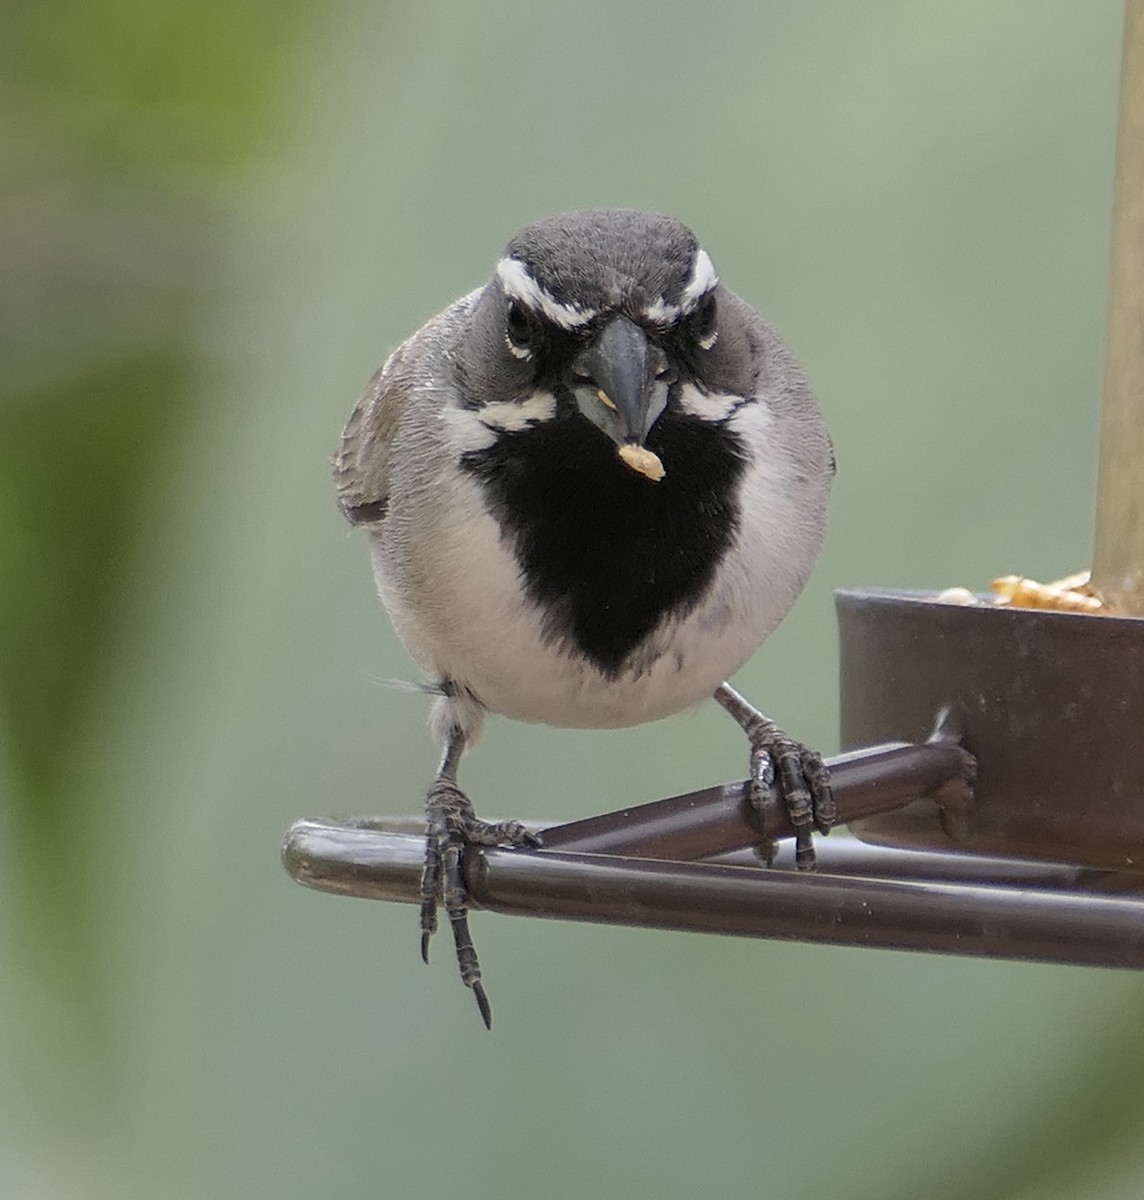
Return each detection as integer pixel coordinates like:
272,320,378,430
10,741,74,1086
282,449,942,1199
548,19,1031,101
461,209,742,481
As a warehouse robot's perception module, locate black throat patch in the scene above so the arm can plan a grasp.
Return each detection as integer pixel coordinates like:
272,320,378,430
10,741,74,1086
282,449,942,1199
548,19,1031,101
460,399,747,676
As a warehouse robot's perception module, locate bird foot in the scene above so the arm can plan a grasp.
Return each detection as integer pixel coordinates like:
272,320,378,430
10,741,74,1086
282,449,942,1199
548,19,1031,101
713,683,834,869
420,777,541,1028
746,729,835,869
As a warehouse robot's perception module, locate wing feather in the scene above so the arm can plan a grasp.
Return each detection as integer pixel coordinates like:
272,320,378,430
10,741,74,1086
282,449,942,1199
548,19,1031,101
332,292,480,526
332,340,413,526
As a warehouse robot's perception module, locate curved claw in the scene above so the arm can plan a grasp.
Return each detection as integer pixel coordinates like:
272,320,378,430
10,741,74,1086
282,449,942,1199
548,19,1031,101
420,777,538,1026
473,981,493,1030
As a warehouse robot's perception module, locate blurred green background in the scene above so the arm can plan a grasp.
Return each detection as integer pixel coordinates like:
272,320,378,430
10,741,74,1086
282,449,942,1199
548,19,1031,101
4,1,1144,1197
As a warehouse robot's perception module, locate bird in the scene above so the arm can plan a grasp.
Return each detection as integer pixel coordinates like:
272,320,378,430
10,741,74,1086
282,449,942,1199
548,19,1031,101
333,208,835,1027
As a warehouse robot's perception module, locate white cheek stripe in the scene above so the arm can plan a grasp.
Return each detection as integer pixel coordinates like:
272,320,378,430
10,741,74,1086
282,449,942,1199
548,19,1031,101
478,390,559,432
676,382,748,422
442,406,497,454
442,392,559,454
496,257,598,330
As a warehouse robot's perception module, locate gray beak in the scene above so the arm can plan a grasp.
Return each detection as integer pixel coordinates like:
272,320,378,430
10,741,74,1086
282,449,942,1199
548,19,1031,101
571,315,670,449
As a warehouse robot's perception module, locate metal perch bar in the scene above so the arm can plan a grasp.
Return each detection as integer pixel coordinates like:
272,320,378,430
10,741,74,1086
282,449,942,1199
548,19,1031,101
285,818,1142,894
285,736,979,902
283,823,1144,970
539,739,973,858
473,852,1144,969
284,736,1144,970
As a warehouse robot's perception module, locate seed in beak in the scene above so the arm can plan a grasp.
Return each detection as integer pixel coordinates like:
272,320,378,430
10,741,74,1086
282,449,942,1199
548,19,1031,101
617,443,665,482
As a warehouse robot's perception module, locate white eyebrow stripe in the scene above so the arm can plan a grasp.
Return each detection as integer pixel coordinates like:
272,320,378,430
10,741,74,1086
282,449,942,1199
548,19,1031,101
642,296,679,324
639,248,719,325
680,248,718,309
496,257,598,330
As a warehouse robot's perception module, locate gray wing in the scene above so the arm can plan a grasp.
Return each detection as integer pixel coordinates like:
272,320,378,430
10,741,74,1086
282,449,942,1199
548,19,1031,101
332,292,479,527
332,340,412,527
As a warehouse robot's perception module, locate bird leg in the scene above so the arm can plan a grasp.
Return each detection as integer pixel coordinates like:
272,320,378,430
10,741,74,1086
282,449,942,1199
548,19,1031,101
713,683,835,869
420,725,541,1028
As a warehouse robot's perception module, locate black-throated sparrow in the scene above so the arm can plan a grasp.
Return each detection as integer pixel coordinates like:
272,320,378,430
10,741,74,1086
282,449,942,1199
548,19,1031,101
334,209,835,1026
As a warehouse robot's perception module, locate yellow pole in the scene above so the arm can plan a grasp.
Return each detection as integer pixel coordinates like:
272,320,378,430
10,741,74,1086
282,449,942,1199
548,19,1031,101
1093,0,1144,615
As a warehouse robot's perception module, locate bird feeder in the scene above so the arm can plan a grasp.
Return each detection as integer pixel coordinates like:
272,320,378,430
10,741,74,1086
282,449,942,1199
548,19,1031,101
840,0,1144,879
284,2,1144,981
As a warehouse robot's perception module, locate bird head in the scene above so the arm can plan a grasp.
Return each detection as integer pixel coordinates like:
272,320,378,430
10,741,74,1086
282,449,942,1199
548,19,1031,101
463,209,736,482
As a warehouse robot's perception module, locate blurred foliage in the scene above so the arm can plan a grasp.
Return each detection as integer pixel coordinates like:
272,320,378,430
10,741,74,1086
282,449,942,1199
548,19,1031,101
3,1,1144,1198
0,0,309,1150
0,0,308,997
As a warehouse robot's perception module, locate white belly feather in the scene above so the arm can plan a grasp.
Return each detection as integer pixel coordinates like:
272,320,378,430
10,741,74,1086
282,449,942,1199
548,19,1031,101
372,397,826,734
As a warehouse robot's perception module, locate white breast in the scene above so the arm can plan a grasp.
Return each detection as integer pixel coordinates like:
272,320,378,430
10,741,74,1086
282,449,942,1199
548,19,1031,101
373,396,827,734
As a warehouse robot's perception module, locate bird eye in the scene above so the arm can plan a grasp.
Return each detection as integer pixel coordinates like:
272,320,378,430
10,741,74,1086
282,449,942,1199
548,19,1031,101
690,293,718,350
505,301,536,359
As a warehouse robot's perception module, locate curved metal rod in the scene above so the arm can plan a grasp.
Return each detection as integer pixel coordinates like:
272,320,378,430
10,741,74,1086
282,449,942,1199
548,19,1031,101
282,736,1144,969
283,823,1144,969
471,849,1144,969
539,738,973,858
